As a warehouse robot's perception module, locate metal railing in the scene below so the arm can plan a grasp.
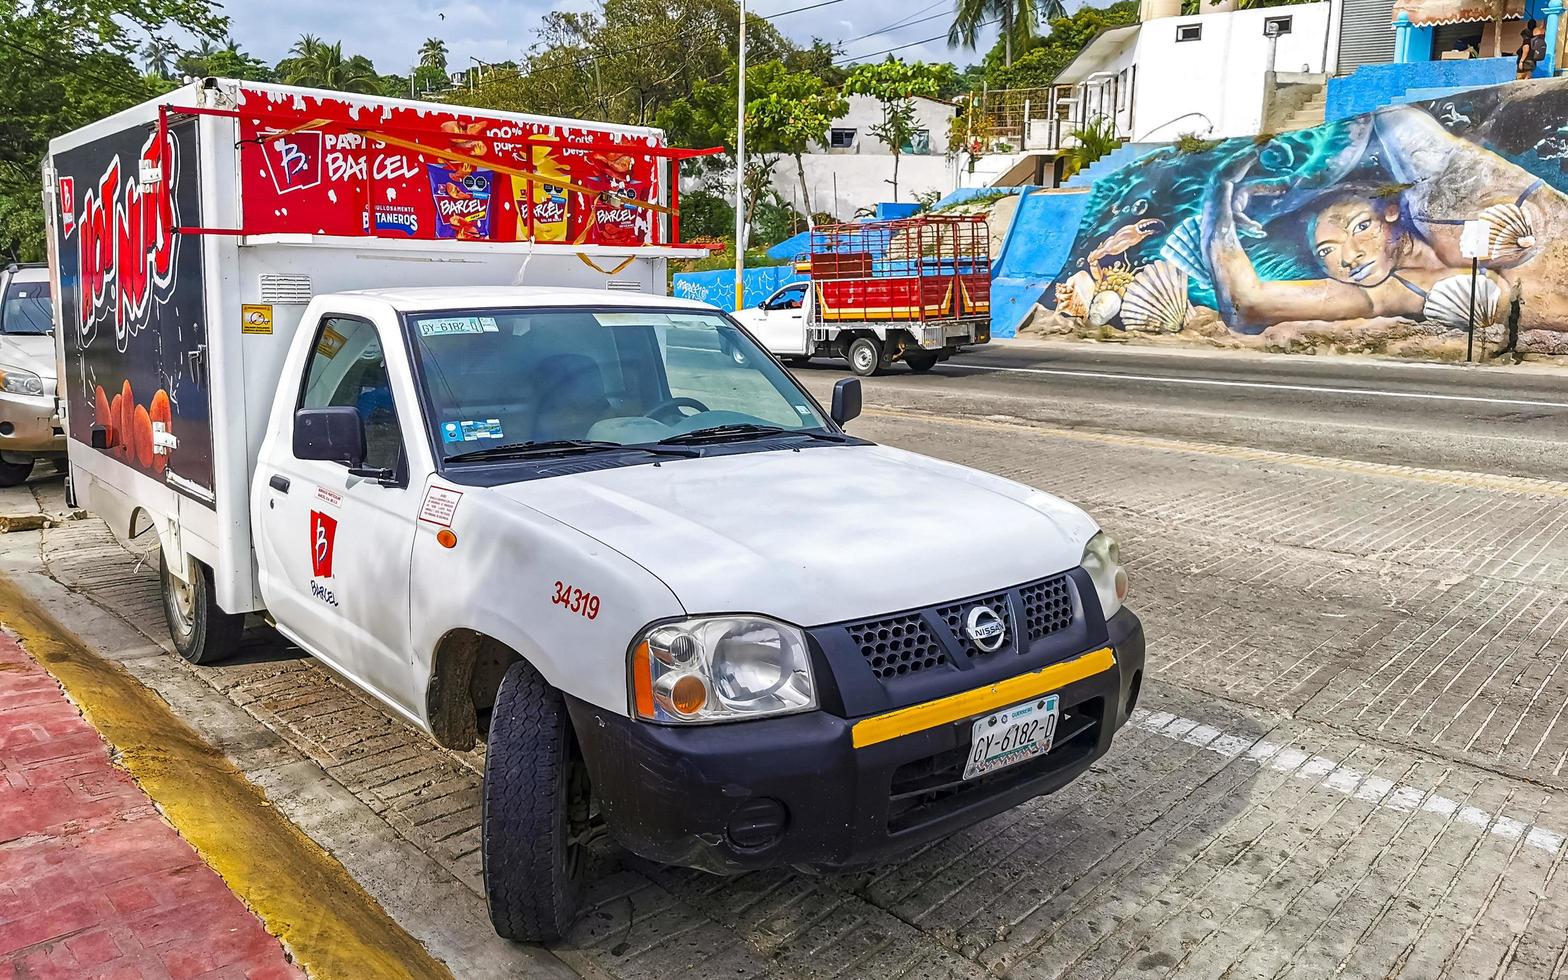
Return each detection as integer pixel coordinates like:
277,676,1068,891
957,86,1131,155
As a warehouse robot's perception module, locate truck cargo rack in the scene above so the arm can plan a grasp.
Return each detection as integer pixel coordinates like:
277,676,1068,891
805,215,991,324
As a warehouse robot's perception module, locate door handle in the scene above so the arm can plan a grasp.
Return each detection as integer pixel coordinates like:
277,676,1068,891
269,474,290,494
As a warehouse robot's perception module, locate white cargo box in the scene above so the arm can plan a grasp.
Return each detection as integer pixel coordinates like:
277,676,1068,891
44,79,708,611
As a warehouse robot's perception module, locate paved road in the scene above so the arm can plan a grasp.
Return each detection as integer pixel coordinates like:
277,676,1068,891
5,337,1568,978
793,339,1568,480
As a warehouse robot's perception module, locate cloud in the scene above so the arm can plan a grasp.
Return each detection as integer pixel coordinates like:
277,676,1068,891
220,0,994,73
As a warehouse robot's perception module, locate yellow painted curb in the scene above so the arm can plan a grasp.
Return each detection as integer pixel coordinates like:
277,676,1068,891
0,576,453,980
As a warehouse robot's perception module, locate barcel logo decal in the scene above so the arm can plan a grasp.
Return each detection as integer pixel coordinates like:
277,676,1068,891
965,605,1007,653
309,510,339,607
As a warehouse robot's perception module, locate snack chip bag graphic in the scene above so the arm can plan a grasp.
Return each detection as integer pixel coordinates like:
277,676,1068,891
520,137,571,243
427,163,493,240
591,152,645,247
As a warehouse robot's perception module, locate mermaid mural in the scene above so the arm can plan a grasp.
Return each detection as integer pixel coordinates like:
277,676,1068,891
1043,77,1568,354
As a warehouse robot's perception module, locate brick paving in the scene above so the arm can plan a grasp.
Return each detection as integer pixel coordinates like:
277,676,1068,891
0,630,301,980
8,388,1568,977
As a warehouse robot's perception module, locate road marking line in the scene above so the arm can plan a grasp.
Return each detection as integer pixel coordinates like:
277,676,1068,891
0,575,453,980
942,363,1568,411
863,406,1568,499
1130,709,1565,855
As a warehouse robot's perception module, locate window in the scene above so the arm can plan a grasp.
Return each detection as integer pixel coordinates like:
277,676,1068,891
1264,15,1292,35
828,128,856,149
1176,23,1202,41
0,279,52,335
903,129,932,155
764,283,808,311
405,309,825,455
299,316,404,472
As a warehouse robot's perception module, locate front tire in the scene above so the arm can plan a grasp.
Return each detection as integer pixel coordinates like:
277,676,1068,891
160,552,244,665
0,456,33,487
483,659,590,942
848,337,885,377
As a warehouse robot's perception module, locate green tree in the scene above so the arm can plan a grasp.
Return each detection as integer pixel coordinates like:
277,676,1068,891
176,37,273,81
140,37,179,78
418,37,449,72
842,59,945,201
746,70,846,221
950,0,1063,67
278,40,381,94
982,0,1139,88
1,0,224,260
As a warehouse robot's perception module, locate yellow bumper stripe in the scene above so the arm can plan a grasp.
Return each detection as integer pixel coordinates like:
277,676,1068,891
851,647,1116,749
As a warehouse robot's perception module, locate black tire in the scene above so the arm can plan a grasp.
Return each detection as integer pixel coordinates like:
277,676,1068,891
848,337,885,377
483,659,590,942
0,456,33,487
160,551,245,665
905,351,938,373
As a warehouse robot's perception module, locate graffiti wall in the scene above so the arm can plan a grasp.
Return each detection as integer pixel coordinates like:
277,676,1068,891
1037,77,1568,356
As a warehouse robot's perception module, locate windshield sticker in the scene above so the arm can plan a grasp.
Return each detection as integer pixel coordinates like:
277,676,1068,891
419,316,498,337
419,485,463,527
441,418,504,443
593,312,670,327
316,325,346,358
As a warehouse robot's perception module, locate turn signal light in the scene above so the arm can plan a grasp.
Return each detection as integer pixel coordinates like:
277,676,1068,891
669,674,709,716
436,529,458,549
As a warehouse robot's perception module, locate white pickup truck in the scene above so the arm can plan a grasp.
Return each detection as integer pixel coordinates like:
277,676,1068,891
46,81,1146,943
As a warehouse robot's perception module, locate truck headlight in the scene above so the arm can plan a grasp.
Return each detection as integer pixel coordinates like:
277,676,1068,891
0,366,44,397
1081,531,1128,619
630,616,816,723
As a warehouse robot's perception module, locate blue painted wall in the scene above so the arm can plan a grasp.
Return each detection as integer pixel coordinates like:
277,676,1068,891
990,190,1093,339
1327,58,1514,120
671,265,805,311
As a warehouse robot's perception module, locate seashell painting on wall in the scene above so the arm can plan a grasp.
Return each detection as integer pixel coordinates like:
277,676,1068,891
1479,203,1538,262
1421,274,1500,331
1120,261,1191,333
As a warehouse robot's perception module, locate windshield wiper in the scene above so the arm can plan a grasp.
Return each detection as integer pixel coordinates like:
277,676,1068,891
446,439,697,462
657,424,848,446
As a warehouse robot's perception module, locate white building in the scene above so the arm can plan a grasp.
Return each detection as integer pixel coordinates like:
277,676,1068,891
768,94,960,219
963,0,1343,187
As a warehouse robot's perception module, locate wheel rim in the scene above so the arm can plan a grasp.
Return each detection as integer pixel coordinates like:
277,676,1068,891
853,345,874,372
166,563,196,636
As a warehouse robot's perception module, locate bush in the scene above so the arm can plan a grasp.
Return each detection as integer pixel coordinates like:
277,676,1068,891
677,190,735,240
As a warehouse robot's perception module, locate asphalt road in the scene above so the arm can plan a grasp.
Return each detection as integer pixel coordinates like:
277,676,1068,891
793,339,1568,481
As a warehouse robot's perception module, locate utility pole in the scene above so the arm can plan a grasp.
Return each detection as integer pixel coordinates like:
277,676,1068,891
734,0,748,312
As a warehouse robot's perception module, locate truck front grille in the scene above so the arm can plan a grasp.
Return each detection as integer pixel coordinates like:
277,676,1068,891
847,614,949,680
1020,576,1073,642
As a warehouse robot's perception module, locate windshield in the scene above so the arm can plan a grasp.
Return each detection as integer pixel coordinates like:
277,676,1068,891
1,279,52,335
405,307,829,461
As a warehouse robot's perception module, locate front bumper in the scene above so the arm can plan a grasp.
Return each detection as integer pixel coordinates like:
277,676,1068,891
0,391,64,456
570,606,1146,874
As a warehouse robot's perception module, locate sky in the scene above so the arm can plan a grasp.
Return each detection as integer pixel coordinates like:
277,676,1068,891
219,0,1000,76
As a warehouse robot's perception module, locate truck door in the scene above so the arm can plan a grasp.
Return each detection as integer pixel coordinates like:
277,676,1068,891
252,313,420,713
744,283,809,356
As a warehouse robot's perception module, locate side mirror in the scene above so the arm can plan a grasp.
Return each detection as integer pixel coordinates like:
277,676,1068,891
756,300,767,309
293,406,365,466
830,377,861,426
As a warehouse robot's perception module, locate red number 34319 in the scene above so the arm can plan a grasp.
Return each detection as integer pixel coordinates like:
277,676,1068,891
551,581,600,620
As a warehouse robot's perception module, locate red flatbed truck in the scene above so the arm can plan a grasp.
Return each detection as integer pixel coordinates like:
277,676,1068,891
734,214,991,376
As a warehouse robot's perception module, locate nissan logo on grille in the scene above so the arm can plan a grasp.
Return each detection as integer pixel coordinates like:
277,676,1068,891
964,605,1007,652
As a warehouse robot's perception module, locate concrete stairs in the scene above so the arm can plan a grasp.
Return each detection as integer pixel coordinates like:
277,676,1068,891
1280,90,1328,131
1062,142,1164,188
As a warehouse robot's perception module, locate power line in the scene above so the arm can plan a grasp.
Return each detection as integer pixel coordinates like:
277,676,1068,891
841,0,947,45
834,19,998,65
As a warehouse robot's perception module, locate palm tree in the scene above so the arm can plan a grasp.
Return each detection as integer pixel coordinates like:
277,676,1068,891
418,37,449,72
281,40,381,94
289,34,324,60
949,0,1062,66
140,37,179,78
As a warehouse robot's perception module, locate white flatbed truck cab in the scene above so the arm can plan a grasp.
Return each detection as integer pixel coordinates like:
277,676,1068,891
45,81,1146,944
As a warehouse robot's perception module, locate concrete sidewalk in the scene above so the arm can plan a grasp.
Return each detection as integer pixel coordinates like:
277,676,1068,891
0,630,301,980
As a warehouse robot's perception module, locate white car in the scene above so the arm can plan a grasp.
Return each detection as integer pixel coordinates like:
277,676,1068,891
0,264,63,485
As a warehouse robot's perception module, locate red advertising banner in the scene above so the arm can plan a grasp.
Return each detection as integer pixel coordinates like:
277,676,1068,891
233,85,664,247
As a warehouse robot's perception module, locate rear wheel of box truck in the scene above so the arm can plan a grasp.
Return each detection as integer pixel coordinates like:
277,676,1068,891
483,659,589,942
160,551,245,665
